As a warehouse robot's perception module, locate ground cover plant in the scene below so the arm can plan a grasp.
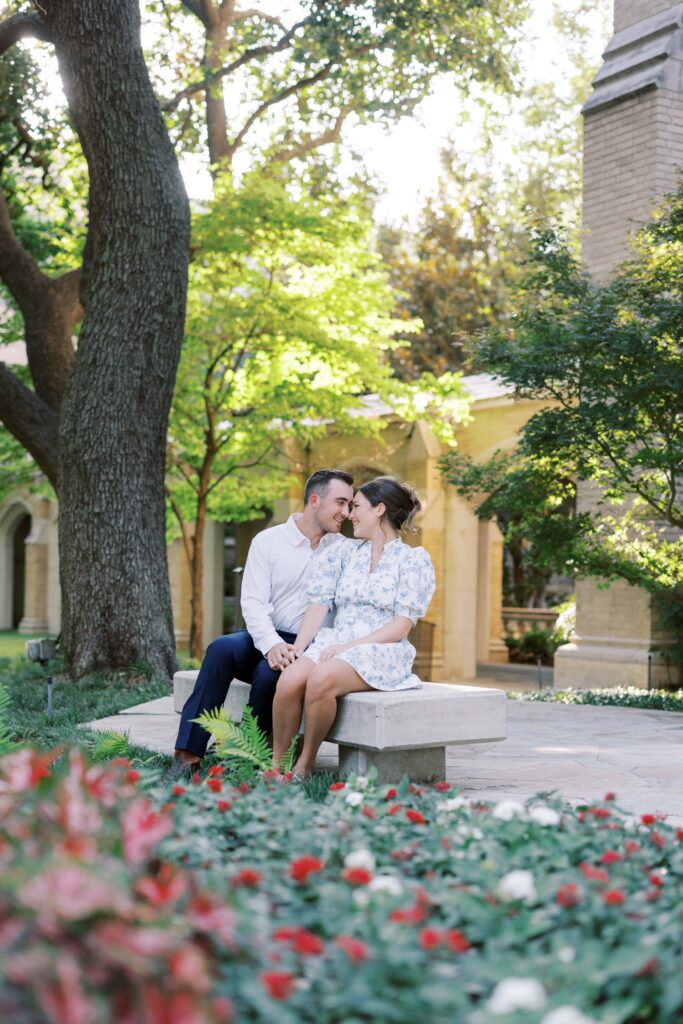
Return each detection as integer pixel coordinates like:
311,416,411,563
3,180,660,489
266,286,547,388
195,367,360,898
1,749,682,1024
509,688,683,714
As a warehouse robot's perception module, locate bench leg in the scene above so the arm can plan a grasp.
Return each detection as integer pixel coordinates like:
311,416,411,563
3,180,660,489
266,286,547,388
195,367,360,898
337,745,446,785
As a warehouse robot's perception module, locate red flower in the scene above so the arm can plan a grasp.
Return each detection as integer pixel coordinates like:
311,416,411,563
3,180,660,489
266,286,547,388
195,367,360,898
273,927,323,955
260,971,295,1000
580,863,609,884
362,806,377,820
650,830,665,848
604,791,616,801
111,757,132,767
335,935,369,961
648,873,664,887
136,863,187,906
238,783,250,794
289,855,324,883
171,785,185,797
589,807,610,819
677,829,683,841
556,883,581,908
390,905,427,925
217,800,232,813
125,769,140,785
388,804,403,816
625,840,642,856
419,927,442,950
603,889,625,905
600,850,621,864
206,778,223,792
342,867,372,886
406,810,426,825
444,929,470,954
329,782,345,791
231,868,262,888
390,847,416,861
434,781,451,792
641,813,657,826
208,764,225,777
385,788,398,800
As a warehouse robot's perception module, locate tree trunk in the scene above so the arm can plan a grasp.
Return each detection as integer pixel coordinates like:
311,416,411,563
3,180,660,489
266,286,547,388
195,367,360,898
189,503,206,661
46,0,190,677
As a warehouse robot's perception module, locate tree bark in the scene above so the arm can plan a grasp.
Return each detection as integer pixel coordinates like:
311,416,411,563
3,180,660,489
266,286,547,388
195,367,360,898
44,0,190,677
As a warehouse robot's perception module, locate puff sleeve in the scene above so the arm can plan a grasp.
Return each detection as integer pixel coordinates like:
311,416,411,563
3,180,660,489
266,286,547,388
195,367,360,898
306,537,353,608
393,546,436,624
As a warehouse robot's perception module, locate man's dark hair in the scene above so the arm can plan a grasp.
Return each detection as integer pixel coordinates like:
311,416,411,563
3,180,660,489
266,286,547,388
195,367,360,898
304,468,354,505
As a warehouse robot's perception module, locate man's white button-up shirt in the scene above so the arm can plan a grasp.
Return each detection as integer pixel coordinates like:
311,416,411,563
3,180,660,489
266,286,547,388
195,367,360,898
240,514,339,656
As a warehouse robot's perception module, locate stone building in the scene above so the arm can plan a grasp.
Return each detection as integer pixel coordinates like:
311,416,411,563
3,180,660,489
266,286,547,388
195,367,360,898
0,376,549,681
555,0,683,688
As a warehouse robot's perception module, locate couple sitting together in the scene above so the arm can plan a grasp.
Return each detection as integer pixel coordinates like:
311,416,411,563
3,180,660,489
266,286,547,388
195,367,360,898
173,468,435,779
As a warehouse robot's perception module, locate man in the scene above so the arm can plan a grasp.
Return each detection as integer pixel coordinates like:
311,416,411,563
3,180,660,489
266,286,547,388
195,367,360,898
172,468,354,770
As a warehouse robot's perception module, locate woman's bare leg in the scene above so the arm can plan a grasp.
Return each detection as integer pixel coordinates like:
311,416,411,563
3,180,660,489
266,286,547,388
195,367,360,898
271,657,314,768
294,661,371,776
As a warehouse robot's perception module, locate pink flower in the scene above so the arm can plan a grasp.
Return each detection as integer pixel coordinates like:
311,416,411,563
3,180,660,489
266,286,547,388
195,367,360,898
600,850,621,864
390,905,427,925
121,800,171,865
19,864,132,920
335,935,369,961
260,971,296,1000
650,830,666,848
273,927,324,956
603,889,625,905
188,895,235,945
35,953,94,1024
580,863,609,884
288,855,324,883
137,863,187,906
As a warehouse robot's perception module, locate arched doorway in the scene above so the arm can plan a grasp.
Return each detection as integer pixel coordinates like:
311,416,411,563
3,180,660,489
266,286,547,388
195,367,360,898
12,513,31,628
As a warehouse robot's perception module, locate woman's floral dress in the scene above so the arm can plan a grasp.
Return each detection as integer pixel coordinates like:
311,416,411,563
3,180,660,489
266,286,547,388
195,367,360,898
303,537,436,690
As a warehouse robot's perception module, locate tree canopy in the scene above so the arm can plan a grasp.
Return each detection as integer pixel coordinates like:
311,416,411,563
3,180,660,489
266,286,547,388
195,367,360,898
442,184,683,641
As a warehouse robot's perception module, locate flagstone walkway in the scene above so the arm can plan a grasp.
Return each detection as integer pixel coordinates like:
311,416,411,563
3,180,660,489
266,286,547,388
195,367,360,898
85,689,683,825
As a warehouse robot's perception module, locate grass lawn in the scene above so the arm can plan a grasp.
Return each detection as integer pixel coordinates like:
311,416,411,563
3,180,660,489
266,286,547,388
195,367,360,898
0,630,44,660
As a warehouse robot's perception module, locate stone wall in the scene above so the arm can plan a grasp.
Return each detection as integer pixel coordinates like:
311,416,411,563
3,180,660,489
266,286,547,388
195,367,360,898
614,0,678,30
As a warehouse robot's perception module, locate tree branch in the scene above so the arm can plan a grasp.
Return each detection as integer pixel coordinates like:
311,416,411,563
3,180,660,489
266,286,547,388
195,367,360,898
233,8,287,30
227,60,337,156
270,101,357,164
161,19,305,113
180,0,212,29
0,10,50,54
0,363,60,488
0,189,48,309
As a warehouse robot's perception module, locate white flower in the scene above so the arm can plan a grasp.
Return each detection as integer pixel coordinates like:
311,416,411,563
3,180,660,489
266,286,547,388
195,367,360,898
455,824,483,840
487,978,547,1015
353,775,369,789
436,796,470,813
344,848,375,872
557,947,576,964
529,805,561,827
497,870,537,902
492,800,527,821
352,889,370,909
367,874,403,896
542,1007,601,1024
345,791,363,807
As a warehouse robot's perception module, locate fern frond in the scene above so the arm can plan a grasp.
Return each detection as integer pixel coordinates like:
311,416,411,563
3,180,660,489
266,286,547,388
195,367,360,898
195,706,271,772
0,683,16,755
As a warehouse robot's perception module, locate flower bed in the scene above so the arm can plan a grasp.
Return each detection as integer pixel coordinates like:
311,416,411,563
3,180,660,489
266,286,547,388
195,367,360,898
1,752,682,1023
509,687,683,713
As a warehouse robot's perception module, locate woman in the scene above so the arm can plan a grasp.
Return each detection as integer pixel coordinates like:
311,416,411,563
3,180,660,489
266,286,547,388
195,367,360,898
272,476,436,777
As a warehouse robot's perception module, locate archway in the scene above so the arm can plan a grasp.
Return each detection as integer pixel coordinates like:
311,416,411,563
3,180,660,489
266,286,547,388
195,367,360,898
0,502,33,631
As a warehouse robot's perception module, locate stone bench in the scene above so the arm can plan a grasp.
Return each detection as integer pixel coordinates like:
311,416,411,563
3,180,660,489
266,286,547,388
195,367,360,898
173,670,506,784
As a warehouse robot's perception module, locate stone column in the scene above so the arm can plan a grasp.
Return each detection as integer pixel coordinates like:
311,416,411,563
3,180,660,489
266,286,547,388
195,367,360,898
476,519,508,665
18,499,50,635
555,0,683,689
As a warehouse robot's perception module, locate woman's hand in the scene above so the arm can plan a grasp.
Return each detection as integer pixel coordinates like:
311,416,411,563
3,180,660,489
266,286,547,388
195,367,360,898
320,641,354,662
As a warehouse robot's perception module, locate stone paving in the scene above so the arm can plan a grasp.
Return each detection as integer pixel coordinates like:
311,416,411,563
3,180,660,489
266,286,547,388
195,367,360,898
85,686,683,825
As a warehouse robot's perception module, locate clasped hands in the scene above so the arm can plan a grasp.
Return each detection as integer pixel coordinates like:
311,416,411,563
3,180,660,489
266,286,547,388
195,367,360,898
266,639,355,669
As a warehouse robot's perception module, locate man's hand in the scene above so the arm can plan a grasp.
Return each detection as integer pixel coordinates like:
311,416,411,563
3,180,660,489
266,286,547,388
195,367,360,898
266,641,298,670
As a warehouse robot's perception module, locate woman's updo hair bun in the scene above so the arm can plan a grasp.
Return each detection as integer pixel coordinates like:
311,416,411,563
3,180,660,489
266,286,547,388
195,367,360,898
358,476,422,533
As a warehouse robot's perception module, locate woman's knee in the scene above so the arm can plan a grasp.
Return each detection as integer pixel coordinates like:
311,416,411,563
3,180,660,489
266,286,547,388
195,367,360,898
307,665,339,700
276,662,309,697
